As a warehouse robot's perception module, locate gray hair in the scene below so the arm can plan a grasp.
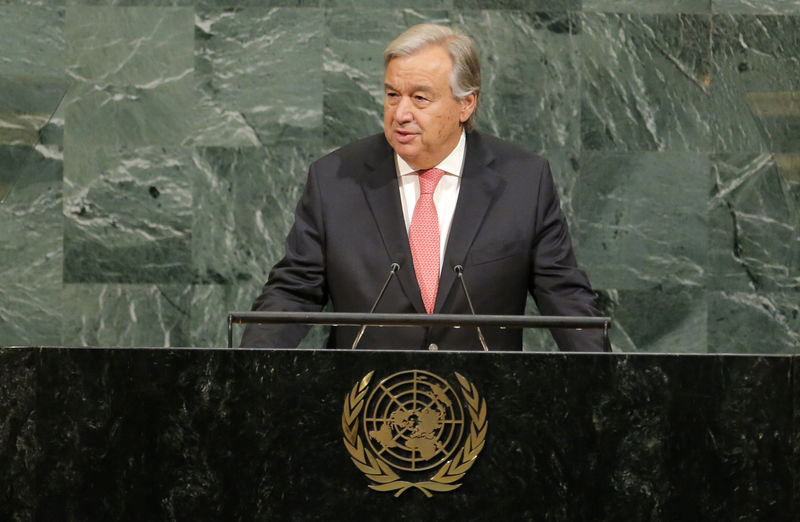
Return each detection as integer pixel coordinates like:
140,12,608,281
384,24,481,131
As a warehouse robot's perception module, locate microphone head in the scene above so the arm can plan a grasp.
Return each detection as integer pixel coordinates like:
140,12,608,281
453,264,464,274
390,262,400,273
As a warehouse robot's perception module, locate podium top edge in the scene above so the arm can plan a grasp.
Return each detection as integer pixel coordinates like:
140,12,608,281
228,311,612,329
0,346,796,359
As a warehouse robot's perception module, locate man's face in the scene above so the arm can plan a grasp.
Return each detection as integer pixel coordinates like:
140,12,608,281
383,45,476,170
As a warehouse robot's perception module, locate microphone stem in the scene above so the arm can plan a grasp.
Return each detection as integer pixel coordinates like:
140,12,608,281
351,264,399,349
455,268,489,352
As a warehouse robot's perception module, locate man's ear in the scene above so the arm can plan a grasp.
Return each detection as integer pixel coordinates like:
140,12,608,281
459,92,477,123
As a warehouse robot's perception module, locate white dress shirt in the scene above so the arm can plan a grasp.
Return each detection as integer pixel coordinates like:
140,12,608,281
395,131,466,270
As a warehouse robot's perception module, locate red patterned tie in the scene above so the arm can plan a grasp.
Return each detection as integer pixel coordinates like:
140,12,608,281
409,168,445,314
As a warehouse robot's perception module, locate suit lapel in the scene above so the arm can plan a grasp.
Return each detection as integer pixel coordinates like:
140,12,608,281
435,131,504,312
360,139,427,313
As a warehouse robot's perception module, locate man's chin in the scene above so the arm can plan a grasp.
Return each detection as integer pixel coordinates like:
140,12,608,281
389,141,420,160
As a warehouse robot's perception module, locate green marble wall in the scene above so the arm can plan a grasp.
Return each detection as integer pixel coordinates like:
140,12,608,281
1,0,798,352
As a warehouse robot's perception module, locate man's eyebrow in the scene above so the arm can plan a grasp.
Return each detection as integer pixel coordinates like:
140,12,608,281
411,84,435,94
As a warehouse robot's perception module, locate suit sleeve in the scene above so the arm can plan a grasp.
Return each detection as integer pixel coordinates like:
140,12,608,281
529,161,607,352
239,164,328,348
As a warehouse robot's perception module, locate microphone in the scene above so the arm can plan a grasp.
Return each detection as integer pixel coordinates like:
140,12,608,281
351,262,400,349
453,265,489,351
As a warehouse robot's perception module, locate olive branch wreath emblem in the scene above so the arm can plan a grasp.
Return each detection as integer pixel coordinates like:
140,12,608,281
341,370,488,497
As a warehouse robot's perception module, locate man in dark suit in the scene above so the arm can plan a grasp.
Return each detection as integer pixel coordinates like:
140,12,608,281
241,24,605,352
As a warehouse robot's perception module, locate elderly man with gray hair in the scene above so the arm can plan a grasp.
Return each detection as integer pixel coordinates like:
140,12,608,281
241,23,605,352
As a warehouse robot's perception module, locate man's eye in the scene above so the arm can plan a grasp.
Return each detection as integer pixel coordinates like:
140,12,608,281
414,95,428,102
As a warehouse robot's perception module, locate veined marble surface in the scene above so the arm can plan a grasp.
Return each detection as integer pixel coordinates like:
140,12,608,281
0,2,797,352
63,146,193,283
0,146,63,345
192,7,324,148
63,7,195,148
579,13,713,152
711,14,800,153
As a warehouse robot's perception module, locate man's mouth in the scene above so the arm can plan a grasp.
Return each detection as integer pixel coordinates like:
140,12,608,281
394,129,418,144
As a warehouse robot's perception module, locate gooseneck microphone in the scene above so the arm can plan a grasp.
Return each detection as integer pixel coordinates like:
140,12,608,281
351,263,401,349
453,265,489,351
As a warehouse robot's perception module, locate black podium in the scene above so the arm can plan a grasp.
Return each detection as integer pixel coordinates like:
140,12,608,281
1,346,797,521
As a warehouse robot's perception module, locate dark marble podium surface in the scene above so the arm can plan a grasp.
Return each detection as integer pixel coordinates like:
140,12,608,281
1,347,797,521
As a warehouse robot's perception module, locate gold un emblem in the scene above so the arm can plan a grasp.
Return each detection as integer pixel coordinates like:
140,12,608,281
342,369,487,497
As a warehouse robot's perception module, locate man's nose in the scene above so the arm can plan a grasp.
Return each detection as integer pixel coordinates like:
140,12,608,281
394,96,414,122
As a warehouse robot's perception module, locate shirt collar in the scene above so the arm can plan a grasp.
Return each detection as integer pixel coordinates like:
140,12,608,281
396,130,466,177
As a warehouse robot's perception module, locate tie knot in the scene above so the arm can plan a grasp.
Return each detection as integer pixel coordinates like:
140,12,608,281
418,168,445,194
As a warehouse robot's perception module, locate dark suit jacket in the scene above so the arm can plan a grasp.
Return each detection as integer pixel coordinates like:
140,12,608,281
240,131,605,351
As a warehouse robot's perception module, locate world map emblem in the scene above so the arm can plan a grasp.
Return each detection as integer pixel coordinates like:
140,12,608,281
342,370,487,497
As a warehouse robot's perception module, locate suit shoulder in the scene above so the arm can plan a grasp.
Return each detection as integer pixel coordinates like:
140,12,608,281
467,131,549,176
312,133,389,171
